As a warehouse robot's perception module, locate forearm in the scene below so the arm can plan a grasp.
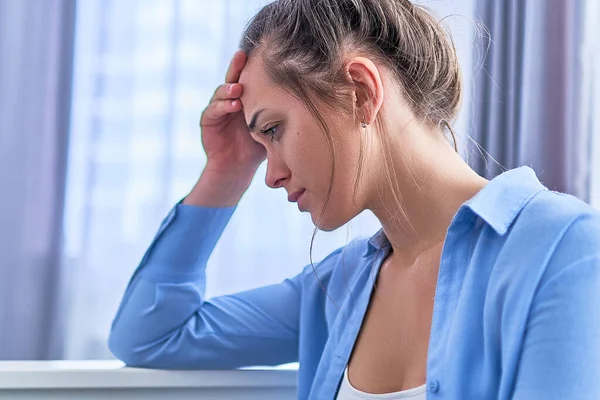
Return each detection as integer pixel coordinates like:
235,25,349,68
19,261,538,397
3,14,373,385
183,164,257,207
109,204,237,365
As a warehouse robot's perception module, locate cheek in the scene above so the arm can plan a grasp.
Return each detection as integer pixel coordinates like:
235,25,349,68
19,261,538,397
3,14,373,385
284,130,332,189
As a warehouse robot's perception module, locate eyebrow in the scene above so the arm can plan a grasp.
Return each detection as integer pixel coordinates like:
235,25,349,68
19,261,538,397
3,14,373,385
248,108,266,133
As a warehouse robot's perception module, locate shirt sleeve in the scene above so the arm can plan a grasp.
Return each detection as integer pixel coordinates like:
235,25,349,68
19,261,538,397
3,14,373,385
108,203,302,369
512,214,600,399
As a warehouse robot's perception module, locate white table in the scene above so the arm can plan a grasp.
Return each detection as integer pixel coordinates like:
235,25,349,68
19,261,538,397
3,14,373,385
0,361,298,399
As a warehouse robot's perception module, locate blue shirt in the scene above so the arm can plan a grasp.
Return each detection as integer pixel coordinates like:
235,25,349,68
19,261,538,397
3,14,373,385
109,167,600,399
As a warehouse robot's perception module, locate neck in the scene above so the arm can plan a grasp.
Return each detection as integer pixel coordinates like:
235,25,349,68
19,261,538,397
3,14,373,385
367,125,488,263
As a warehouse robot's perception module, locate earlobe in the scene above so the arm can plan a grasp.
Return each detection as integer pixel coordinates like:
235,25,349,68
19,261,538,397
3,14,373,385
347,57,384,126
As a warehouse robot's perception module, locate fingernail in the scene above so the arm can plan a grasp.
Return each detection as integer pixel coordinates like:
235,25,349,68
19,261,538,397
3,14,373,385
231,100,238,106
228,84,235,93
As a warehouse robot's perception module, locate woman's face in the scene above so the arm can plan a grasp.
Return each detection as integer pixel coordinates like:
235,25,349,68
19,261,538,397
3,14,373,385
239,56,368,231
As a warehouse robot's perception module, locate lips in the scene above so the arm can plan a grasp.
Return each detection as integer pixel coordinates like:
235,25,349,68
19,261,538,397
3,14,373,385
288,189,306,203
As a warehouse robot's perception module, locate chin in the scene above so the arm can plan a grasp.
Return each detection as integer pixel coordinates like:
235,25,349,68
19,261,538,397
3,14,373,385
309,208,354,232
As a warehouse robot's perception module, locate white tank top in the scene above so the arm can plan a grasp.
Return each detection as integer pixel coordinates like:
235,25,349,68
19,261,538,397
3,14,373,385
336,367,427,400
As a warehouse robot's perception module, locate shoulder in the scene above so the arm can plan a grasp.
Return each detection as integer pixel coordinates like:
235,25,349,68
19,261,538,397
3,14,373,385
512,190,600,291
518,190,600,258
485,190,600,294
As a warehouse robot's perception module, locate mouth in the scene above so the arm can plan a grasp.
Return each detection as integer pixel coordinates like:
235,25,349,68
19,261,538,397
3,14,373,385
297,190,307,211
287,189,306,203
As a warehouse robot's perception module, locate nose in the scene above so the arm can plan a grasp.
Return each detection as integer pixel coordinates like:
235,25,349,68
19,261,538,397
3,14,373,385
265,154,290,189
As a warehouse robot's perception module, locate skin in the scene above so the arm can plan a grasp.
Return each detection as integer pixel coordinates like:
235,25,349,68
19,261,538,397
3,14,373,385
187,50,489,393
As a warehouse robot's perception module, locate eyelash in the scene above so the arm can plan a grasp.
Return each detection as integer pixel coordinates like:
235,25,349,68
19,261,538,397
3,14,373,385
260,125,279,142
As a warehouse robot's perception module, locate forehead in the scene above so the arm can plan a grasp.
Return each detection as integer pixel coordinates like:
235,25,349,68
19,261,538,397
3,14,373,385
238,56,290,116
238,55,270,92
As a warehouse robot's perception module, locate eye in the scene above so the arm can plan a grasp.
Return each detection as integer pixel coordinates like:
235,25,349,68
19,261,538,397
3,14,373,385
260,125,279,142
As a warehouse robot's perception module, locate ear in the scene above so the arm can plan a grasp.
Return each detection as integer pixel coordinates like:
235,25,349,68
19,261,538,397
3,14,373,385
346,57,384,125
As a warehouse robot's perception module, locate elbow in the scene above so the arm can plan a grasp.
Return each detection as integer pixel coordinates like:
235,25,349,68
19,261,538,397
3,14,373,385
108,326,186,369
107,325,157,368
108,330,144,367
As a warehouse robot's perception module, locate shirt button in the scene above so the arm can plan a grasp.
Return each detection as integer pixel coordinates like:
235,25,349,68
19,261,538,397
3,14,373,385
428,379,440,393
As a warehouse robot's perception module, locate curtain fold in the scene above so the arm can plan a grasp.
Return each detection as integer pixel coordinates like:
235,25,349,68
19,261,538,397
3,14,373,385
471,0,591,201
0,0,76,359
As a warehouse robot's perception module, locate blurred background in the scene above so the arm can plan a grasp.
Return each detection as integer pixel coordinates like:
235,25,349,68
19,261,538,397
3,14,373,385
0,0,598,361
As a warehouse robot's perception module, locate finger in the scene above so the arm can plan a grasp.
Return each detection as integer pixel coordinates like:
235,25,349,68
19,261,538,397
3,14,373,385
210,82,243,103
201,99,243,126
225,50,247,84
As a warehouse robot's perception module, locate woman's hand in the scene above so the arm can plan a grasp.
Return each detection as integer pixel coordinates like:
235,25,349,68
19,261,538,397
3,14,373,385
200,50,266,175
184,51,265,207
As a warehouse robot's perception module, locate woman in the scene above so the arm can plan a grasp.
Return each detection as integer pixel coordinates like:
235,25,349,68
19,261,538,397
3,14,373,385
108,0,600,399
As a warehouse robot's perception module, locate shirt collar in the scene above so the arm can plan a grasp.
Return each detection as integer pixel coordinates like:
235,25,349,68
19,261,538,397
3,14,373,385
366,228,389,254
366,166,547,252
463,166,547,235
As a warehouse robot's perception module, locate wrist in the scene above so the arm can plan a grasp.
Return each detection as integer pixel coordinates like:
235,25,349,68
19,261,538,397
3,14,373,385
183,164,258,207
203,160,260,179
